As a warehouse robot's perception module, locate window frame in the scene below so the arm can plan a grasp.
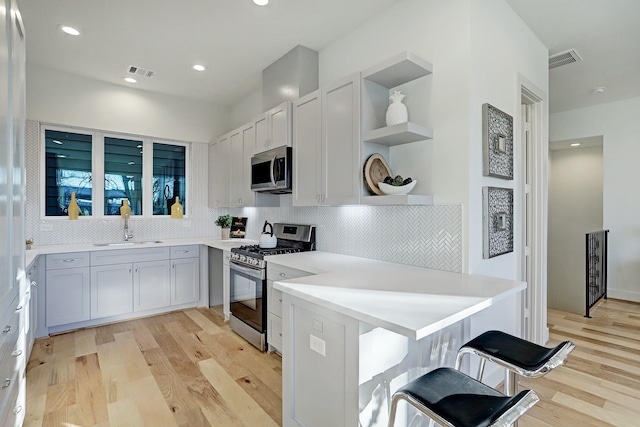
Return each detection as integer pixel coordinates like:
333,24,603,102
39,123,190,219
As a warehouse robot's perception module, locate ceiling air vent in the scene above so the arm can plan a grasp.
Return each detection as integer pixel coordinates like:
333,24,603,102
549,49,582,70
127,65,155,78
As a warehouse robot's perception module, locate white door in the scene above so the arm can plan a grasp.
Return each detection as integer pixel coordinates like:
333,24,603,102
293,90,322,206
171,258,199,305
91,263,133,319
134,260,171,311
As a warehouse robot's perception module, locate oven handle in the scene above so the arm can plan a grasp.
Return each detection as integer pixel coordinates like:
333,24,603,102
229,260,265,280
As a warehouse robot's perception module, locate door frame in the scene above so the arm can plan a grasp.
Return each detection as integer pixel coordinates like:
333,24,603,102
517,75,549,345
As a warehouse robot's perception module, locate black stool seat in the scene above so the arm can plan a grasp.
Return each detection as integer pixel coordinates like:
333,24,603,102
388,367,539,427
457,330,575,377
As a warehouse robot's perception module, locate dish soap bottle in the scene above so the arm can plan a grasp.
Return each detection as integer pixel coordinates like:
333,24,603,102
171,196,183,218
68,192,79,220
120,199,131,218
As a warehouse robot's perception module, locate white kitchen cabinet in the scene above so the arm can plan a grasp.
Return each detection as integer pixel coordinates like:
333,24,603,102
293,74,361,206
223,250,230,320
25,263,38,359
90,263,133,319
229,128,244,207
208,134,231,208
266,263,312,353
170,245,200,305
134,260,171,312
253,101,291,152
46,266,90,327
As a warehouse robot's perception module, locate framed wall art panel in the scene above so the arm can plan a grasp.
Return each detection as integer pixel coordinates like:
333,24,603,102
483,186,514,258
482,103,513,179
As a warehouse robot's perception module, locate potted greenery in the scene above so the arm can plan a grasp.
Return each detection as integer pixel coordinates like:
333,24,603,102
26,238,33,250
215,214,232,240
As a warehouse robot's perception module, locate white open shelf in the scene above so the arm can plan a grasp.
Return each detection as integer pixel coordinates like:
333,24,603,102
363,122,433,146
362,51,433,88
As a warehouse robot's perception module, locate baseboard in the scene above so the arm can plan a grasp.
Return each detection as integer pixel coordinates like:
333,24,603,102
607,289,640,303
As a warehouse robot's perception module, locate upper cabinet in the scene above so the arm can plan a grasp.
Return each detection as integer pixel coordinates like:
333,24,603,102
293,74,361,206
253,101,292,152
360,51,435,206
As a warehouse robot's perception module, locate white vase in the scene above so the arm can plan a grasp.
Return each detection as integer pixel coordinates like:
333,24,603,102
221,228,230,240
386,90,408,126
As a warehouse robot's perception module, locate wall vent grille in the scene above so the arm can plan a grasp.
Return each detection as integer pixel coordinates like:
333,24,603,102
549,49,582,69
127,65,155,78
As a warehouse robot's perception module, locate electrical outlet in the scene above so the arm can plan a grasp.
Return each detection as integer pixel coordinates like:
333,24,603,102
182,221,191,227
40,223,53,232
309,334,326,357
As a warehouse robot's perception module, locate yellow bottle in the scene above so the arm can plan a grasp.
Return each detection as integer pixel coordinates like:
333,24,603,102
120,199,131,218
171,196,183,218
68,192,79,220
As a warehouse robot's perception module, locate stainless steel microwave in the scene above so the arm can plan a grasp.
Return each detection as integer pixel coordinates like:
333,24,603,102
251,145,292,193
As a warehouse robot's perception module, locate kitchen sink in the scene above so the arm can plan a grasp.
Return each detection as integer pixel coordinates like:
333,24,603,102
94,240,163,247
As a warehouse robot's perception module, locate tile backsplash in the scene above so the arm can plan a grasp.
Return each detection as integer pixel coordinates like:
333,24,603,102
26,120,463,273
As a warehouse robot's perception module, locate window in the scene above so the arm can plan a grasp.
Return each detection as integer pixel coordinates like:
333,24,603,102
42,125,189,218
153,143,186,215
44,129,93,216
104,136,143,215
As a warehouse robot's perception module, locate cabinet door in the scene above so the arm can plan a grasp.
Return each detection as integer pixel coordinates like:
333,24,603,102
254,113,269,152
241,123,256,207
218,136,231,208
134,260,171,312
293,90,322,206
208,141,221,208
229,129,244,207
46,267,90,326
171,258,199,305
90,264,133,319
322,73,361,205
269,102,291,148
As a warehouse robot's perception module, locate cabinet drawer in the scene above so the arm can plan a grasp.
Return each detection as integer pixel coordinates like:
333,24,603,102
0,369,21,427
267,312,283,352
267,281,283,317
91,247,170,266
171,245,200,259
267,263,311,282
0,295,20,366
46,252,90,270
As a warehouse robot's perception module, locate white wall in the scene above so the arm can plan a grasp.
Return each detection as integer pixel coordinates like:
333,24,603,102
548,144,603,313
26,64,230,143
551,97,640,302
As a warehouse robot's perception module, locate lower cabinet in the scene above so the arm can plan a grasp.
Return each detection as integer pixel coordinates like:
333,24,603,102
44,245,200,332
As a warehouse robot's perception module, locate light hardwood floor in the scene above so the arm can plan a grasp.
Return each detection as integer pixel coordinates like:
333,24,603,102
23,299,640,426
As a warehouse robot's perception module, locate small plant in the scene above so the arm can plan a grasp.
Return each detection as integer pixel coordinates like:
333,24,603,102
215,214,232,228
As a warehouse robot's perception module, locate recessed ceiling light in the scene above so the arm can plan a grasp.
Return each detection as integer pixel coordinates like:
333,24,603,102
253,0,269,5
193,64,206,71
59,25,80,36
124,77,137,83
570,143,581,147
592,87,605,94
53,140,63,145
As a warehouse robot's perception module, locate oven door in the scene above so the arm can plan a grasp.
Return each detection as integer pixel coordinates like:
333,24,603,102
229,260,266,333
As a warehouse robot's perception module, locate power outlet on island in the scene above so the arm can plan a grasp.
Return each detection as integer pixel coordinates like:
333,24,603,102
309,334,326,357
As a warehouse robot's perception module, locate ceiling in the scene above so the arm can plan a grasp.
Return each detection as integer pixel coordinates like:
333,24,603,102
17,0,640,113
505,0,640,113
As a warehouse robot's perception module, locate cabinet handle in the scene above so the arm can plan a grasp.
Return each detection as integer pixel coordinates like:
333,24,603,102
62,259,75,263
129,268,132,274
172,263,175,269
278,298,282,303
135,267,138,273
11,350,22,357
2,326,10,334
279,333,282,337
1,378,10,390
31,281,37,288
15,305,22,312
13,406,22,415
280,273,286,277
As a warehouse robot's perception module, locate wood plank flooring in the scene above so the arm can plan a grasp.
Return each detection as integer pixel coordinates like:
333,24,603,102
23,299,640,426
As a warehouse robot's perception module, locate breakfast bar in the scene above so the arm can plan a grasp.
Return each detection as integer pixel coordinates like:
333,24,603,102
271,252,526,427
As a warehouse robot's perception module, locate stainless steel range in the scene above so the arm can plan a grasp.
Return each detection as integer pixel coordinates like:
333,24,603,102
229,223,316,351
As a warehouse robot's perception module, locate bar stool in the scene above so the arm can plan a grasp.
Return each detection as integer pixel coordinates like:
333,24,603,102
455,330,575,397
387,367,539,427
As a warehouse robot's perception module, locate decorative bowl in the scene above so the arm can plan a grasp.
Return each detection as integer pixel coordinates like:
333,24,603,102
377,180,417,195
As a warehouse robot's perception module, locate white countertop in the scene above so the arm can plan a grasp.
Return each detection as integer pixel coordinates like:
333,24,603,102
270,251,526,340
25,237,254,269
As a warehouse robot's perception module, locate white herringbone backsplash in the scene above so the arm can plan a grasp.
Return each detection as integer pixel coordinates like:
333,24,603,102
26,120,463,273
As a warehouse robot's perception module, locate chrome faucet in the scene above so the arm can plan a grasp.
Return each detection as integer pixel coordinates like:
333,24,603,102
124,213,133,241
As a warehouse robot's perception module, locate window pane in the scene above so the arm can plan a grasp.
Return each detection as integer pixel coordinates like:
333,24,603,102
153,143,186,215
104,137,143,215
45,130,93,216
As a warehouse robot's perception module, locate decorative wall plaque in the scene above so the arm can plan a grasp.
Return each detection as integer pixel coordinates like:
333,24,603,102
482,103,513,179
483,186,514,258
